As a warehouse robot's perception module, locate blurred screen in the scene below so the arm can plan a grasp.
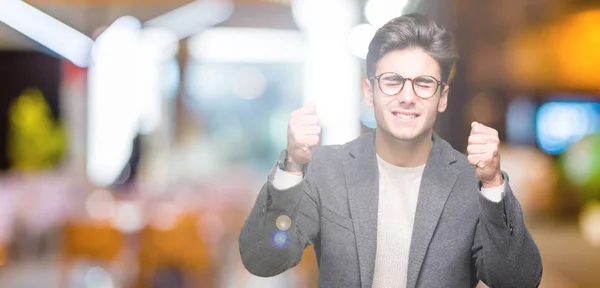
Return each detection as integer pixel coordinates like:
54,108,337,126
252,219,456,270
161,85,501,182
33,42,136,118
536,97,600,155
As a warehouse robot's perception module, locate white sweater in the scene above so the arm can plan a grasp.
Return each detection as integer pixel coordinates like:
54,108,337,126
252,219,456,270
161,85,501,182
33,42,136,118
371,154,424,288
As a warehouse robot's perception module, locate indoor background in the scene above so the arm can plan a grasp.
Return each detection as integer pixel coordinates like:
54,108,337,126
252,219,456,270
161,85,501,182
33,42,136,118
0,0,599,287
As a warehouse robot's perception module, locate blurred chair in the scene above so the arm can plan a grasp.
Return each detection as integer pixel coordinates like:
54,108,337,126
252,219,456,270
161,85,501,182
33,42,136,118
136,211,213,288
60,220,124,287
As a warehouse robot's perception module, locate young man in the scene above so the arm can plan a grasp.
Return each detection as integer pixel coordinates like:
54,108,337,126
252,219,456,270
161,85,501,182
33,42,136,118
239,13,542,288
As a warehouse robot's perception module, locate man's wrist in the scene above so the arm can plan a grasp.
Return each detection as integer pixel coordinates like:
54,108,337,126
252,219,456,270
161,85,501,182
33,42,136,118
481,173,504,188
283,169,303,176
278,149,306,173
285,158,304,175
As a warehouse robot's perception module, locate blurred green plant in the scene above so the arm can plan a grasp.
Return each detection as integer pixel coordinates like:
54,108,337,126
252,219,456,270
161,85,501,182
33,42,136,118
7,88,67,171
560,133,600,201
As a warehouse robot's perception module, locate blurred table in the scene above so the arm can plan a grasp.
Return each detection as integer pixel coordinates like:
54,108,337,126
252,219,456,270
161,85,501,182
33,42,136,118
529,221,600,288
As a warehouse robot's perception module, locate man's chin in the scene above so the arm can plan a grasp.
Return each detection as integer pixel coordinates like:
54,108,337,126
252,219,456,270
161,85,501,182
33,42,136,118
391,132,417,142
377,126,425,143
390,129,428,143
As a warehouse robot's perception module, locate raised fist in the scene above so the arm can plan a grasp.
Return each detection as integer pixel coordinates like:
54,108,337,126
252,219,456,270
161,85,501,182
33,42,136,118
286,103,321,165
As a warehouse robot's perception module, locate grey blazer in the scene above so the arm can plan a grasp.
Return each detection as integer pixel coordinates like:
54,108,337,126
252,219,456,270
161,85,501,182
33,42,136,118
239,131,542,288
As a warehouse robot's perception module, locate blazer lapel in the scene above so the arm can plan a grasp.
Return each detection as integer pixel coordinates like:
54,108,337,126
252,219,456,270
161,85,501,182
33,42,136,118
343,131,379,288
406,133,460,288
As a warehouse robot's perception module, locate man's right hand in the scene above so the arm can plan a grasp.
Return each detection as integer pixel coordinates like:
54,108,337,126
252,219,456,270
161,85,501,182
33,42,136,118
286,103,321,167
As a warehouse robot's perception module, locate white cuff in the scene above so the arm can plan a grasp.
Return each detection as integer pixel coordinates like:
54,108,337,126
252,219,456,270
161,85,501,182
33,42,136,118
272,167,303,190
480,181,505,203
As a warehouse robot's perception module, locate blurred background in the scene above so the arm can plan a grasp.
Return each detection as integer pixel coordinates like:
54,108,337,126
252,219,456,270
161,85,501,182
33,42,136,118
0,0,599,287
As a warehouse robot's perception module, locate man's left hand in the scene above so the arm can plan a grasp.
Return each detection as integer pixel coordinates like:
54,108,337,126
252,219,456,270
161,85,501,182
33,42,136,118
467,121,503,188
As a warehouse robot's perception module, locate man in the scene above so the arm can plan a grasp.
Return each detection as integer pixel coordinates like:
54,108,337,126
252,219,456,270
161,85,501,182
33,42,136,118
239,13,542,288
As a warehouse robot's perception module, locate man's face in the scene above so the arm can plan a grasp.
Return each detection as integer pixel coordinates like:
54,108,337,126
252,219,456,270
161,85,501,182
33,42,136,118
363,47,449,143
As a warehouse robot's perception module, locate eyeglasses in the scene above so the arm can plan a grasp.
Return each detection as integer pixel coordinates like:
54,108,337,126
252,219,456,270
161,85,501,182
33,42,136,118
369,72,448,99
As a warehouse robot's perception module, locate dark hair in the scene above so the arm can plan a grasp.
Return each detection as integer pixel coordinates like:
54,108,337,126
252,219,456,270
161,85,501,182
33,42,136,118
366,13,458,84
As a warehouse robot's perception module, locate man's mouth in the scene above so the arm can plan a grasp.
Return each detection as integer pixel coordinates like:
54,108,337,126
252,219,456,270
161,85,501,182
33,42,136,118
392,111,419,120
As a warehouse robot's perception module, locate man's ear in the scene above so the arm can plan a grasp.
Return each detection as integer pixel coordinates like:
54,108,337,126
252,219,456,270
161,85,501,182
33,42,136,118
438,86,449,113
363,78,374,107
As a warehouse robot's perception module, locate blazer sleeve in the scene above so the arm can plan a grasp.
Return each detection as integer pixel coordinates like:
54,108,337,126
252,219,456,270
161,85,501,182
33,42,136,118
471,171,543,287
238,158,320,277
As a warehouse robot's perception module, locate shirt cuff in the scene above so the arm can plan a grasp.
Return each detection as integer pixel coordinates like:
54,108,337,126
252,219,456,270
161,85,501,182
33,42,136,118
272,167,303,190
480,181,505,203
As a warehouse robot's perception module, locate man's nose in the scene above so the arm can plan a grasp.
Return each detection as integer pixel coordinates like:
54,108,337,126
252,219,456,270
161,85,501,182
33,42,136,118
396,80,417,103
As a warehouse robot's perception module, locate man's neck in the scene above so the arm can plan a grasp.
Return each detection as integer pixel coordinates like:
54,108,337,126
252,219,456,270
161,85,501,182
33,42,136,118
375,128,433,167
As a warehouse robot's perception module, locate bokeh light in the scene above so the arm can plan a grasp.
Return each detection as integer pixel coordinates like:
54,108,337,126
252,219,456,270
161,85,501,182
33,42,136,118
85,189,116,221
276,215,292,231
270,229,291,249
536,101,600,155
580,201,600,247
348,24,376,59
561,134,600,198
364,0,410,28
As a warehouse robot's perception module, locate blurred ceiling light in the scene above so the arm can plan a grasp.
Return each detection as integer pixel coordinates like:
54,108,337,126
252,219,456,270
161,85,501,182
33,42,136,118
135,27,178,135
88,17,171,186
145,0,233,40
138,27,179,62
290,0,330,31
87,16,142,187
348,23,376,59
91,15,141,62
188,28,305,63
0,0,93,67
365,0,410,28
95,15,141,43
291,0,361,145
